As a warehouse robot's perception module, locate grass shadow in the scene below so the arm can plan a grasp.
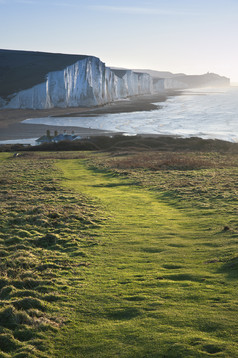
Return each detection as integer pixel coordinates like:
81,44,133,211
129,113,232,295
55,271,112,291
218,256,238,279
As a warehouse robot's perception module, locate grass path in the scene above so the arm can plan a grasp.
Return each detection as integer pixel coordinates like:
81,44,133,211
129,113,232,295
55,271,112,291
54,159,238,358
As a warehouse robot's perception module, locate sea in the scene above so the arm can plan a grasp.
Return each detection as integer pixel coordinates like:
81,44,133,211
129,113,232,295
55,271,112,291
2,86,238,144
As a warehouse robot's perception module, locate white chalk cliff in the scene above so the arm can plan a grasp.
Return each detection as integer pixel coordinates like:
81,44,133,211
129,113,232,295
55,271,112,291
3,57,154,109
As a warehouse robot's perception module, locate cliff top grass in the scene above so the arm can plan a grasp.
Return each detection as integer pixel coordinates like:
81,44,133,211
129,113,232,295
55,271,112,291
0,150,237,357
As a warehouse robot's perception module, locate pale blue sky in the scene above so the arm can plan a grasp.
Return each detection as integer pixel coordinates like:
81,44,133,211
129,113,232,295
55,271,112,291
1,0,238,81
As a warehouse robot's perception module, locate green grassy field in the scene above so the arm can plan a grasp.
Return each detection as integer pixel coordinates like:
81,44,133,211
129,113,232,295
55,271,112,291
0,151,237,357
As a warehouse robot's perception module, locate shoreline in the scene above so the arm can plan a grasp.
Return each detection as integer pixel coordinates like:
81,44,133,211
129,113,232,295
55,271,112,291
0,92,174,141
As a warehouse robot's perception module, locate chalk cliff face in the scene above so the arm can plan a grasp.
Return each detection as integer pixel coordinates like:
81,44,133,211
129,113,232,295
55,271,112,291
3,57,153,109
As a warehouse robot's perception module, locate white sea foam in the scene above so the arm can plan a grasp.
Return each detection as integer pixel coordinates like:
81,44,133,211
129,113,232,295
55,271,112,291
23,87,238,143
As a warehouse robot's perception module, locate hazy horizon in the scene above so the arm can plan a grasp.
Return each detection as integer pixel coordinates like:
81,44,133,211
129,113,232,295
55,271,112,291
0,0,237,81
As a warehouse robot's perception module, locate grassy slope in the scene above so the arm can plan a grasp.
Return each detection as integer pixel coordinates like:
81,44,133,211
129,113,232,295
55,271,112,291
0,153,103,358
0,151,237,357
54,155,238,358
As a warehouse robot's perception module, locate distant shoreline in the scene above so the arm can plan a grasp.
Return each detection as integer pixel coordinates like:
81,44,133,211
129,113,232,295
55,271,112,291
0,92,176,141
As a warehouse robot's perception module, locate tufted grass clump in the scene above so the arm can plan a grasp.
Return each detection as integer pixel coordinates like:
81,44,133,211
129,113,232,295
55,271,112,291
13,298,45,312
0,306,33,329
0,333,21,353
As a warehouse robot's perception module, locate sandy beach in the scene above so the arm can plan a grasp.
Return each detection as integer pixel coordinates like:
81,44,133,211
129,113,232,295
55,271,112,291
0,93,170,141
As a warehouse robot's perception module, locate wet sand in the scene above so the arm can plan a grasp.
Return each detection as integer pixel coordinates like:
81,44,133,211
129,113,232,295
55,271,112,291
0,92,172,141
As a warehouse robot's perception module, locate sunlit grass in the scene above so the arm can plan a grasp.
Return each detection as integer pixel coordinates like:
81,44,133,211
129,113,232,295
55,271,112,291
54,154,238,357
0,151,237,357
